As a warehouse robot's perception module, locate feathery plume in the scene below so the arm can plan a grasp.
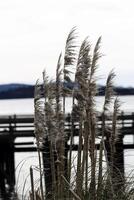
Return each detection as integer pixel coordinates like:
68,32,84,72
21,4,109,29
64,26,78,77
34,80,45,143
55,53,63,115
103,70,116,112
91,36,102,78
63,27,78,113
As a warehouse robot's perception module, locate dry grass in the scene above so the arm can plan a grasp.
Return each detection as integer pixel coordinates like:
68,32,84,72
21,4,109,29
31,28,134,200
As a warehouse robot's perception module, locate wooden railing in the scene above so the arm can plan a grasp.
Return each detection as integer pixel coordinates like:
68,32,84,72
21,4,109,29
0,112,134,196
0,113,134,151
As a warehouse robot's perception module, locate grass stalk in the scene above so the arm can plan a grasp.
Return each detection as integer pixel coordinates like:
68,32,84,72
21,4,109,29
76,118,83,198
61,175,81,200
30,167,35,200
37,147,44,200
97,140,103,199
49,141,56,199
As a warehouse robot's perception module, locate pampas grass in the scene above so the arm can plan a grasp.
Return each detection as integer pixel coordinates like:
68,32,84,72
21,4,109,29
32,28,133,200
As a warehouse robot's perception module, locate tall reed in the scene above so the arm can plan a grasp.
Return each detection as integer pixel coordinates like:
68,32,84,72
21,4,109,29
33,28,132,200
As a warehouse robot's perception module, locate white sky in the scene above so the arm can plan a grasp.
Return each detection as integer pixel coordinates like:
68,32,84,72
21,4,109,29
0,0,134,86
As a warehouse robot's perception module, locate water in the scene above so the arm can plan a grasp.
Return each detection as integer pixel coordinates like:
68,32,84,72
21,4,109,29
0,96,134,198
0,95,133,115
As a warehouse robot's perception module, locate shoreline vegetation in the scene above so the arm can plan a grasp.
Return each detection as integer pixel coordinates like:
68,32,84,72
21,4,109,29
0,83,134,99
28,27,134,200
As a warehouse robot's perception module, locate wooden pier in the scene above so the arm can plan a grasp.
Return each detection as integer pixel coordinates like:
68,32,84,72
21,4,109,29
0,112,134,196
0,113,133,148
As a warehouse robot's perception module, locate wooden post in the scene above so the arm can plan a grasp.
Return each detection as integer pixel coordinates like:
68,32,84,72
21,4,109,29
6,117,15,191
114,134,124,185
0,138,15,198
0,151,6,195
5,142,15,192
113,111,124,184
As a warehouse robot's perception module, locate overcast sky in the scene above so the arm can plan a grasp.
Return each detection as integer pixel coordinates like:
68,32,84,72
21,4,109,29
0,0,134,86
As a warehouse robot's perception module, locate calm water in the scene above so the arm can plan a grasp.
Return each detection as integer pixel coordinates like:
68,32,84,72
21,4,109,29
0,96,134,198
0,96,134,115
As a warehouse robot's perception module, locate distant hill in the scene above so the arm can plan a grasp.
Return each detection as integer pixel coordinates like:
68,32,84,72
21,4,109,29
98,86,134,96
0,84,34,99
0,83,134,99
0,83,28,92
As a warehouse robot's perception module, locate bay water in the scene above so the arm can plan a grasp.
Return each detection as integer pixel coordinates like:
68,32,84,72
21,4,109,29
0,96,134,197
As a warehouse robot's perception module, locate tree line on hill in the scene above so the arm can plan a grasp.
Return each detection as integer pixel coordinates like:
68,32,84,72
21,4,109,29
0,83,133,99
